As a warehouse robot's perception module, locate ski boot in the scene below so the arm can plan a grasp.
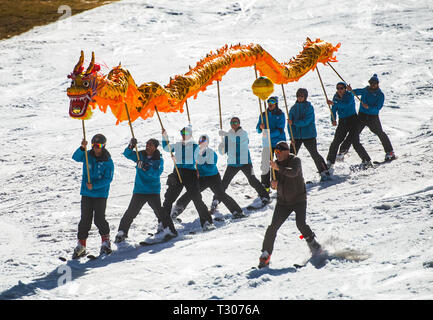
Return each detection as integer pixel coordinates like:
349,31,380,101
202,220,216,232
258,250,271,269
305,235,323,256
232,210,246,219
114,230,127,244
360,160,373,170
72,240,87,259
320,170,332,182
171,204,185,221
336,149,348,162
210,199,220,214
100,235,112,255
385,151,396,162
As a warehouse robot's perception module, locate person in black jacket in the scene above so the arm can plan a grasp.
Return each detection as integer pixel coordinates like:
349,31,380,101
258,141,322,269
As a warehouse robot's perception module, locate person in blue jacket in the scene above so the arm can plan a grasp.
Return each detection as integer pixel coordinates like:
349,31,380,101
211,117,270,212
256,96,286,190
161,126,215,231
326,82,371,169
171,134,245,220
288,88,330,180
115,138,177,244
71,134,114,258
338,74,395,161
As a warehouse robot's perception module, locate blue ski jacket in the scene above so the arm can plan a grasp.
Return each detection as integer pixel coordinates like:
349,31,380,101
288,101,317,139
195,147,219,177
353,86,385,115
162,136,198,171
331,91,357,121
72,147,114,198
123,147,164,194
256,107,287,147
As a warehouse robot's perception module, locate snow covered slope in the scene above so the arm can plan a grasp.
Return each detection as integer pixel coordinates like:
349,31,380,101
1,0,433,300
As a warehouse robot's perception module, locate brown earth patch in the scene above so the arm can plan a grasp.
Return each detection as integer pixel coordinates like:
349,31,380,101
0,0,119,40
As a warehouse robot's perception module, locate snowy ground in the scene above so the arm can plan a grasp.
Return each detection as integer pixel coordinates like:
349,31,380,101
1,0,433,300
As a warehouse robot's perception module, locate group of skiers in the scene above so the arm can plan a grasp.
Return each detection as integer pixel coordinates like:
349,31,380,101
71,74,396,268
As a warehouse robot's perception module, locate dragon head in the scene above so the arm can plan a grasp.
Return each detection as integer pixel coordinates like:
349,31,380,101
67,51,103,119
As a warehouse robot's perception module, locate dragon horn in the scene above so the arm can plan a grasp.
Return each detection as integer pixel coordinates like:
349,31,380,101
85,51,95,74
73,50,84,74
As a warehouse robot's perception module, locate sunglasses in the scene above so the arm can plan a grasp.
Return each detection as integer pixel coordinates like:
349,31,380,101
199,137,207,144
92,143,104,149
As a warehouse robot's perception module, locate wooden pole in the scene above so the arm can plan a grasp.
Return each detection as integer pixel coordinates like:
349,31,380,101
217,81,222,130
81,119,91,184
281,84,297,155
185,100,191,125
316,66,336,123
326,62,363,103
254,64,275,180
124,103,140,161
154,106,183,184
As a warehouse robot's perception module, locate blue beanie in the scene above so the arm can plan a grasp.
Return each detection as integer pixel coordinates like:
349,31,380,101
369,74,379,83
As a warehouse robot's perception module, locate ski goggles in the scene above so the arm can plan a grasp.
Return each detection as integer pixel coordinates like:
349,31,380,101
199,136,207,144
180,129,192,135
92,143,105,149
268,97,277,104
230,120,239,125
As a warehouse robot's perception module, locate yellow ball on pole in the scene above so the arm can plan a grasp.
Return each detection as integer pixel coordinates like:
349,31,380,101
252,76,274,101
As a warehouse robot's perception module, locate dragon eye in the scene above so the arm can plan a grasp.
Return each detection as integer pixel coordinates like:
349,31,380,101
83,81,90,87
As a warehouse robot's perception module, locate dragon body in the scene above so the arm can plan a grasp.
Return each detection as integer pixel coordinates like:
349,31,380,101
67,38,340,124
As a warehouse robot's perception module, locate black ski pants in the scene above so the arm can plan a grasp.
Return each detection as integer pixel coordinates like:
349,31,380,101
289,138,328,173
213,164,269,202
339,112,393,154
118,193,176,235
78,196,110,240
327,114,371,164
176,173,242,215
163,168,212,227
262,201,314,255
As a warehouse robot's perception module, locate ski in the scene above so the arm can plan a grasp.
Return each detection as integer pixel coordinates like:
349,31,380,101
245,198,272,211
373,156,398,165
139,234,177,246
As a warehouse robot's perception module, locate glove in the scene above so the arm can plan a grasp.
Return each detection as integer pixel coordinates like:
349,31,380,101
218,130,228,137
137,160,151,171
129,138,137,149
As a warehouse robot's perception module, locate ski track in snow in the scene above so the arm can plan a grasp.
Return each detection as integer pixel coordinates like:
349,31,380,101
1,0,433,300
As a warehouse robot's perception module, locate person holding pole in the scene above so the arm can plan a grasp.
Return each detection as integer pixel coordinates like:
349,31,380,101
258,141,322,269
288,88,330,181
115,138,177,244
326,82,372,170
72,134,114,258
337,74,396,162
171,134,245,220
161,126,215,232
256,96,286,191
212,117,270,211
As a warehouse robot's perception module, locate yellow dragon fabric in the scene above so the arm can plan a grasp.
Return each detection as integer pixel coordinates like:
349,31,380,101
67,38,340,124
